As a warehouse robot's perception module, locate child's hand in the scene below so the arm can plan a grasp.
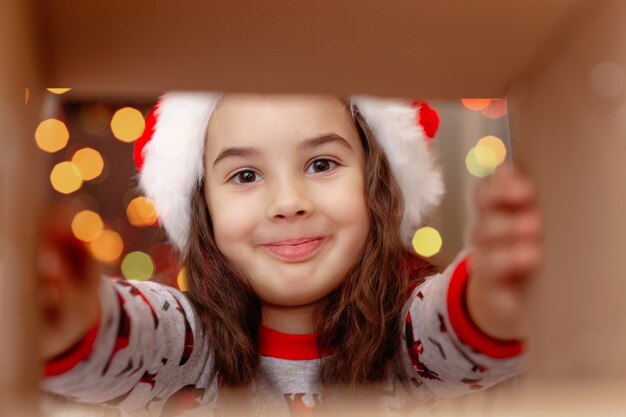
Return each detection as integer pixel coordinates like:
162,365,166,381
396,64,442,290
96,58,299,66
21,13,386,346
38,203,102,360
466,162,543,341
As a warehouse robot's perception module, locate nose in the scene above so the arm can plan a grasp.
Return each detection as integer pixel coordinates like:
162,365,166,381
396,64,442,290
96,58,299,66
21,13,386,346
266,176,314,221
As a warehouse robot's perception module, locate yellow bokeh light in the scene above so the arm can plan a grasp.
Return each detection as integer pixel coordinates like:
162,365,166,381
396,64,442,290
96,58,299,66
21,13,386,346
465,148,495,178
461,99,492,111
35,119,69,153
121,251,155,281
412,227,443,257
126,197,158,227
71,210,104,242
177,268,188,291
47,88,72,94
89,229,124,263
50,162,83,194
71,147,104,181
477,135,507,165
110,107,145,143
474,145,498,169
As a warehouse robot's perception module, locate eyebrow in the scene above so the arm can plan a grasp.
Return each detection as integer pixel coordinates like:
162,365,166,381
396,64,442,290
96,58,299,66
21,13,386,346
211,133,354,169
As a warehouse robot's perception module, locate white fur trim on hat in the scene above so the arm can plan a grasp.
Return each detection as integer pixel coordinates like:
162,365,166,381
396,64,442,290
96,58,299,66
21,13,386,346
137,92,444,254
349,96,445,248
139,92,222,252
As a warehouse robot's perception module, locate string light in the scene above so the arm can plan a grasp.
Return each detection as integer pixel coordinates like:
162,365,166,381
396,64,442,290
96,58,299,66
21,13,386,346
474,144,498,169
71,210,104,242
481,99,508,119
461,99,491,111
47,88,72,94
465,148,493,178
111,107,145,143
126,196,158,227
477,136,506,165
412,226,442,257
121,251,155,281
466,135,507,177
71,148,104,181
89,229,124,263
50,161,83,194
177,268,189,291
35,119,69,153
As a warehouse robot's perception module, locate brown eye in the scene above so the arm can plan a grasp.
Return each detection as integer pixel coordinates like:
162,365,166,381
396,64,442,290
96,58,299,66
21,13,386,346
230,170,260,185
307,158,337,174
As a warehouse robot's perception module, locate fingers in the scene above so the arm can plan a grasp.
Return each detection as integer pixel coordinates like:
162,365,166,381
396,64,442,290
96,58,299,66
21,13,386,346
472,209,543,248
38,201,99,286
470,162,544,284
474,242,543,283
472,161,542,247
37,203,101,326
474,162,537,213
466,163,543,340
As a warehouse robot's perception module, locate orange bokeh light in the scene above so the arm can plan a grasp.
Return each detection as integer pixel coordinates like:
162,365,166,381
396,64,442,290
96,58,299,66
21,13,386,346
71,147,104,181
126,197,158,227
461,98,492,111
89,229,124,263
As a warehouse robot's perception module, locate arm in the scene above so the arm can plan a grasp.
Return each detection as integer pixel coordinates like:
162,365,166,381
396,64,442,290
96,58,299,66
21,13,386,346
42,276,217,416
400,250,526,400
37,204,218,415
399,162,542,399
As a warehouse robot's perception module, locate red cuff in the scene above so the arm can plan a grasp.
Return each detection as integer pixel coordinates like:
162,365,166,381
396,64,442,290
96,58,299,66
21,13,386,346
43,320,100,377
447,256,524,359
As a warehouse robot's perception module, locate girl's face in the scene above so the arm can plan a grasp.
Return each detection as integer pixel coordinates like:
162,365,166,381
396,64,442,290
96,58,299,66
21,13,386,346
204,94,369,307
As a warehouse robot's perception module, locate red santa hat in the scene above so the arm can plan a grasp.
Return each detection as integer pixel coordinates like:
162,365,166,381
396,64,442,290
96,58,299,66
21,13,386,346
134,92,444,254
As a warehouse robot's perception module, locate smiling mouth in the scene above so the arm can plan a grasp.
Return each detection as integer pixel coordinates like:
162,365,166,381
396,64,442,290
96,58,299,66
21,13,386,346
262,237,326,262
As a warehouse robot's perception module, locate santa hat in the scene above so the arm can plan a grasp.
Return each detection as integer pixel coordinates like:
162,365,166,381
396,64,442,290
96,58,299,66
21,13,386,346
134,92,444,254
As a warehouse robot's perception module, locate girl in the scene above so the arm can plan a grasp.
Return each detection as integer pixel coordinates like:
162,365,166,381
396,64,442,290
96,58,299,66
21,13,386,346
39,93,543,416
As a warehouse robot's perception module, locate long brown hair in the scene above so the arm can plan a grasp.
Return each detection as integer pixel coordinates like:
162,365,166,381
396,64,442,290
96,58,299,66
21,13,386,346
183,101,440,388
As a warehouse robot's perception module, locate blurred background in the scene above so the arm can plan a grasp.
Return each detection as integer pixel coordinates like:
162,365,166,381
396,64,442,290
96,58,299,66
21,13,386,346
31,92,511,287
29,91,513,416
7,0,626,415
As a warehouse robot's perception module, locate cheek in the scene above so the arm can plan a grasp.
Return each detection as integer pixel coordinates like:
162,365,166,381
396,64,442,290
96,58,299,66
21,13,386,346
209,194,256,251
322,177,369,228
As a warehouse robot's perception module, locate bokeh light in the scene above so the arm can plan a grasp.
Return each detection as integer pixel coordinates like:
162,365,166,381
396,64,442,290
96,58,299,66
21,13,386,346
461,99,492,111
71,147,104,181
121,251,155,281
481,99,508,119
412,227,442,257
110,107,145,143
474,145,498,169
50,162,83,194
466,135,507,177
89,229,124,263
71,210,104,242
47,88,72,94
126,196,158,227
465,148,494,178
477,135,506,166
35,119,69,153
25,88,30,104
177,268,188,291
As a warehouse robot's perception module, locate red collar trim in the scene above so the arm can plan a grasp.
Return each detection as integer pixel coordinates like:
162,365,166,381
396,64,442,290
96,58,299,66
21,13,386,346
258,325,331,360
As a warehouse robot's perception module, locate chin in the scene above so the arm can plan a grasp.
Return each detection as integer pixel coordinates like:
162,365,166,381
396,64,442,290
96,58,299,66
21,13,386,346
262,286,335,307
